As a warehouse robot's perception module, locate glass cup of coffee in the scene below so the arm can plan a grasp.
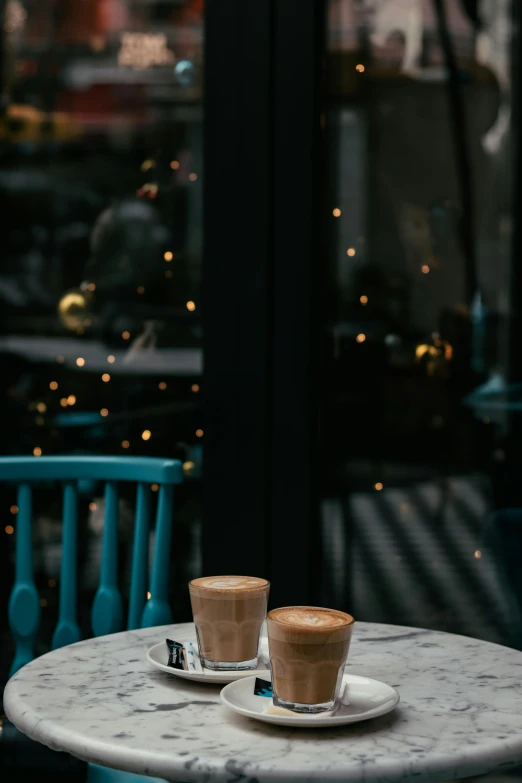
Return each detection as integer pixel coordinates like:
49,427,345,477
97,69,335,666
267,606,354,713
189,576,270,670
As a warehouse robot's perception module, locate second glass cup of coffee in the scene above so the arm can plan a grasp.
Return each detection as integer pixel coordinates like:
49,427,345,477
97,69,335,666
189,576,270,670
267,606,354,713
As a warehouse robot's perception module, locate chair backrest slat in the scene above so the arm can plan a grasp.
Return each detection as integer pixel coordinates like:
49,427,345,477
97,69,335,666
52,481,81,650
142,483,174,628
2,455,183,675
91,481,123,637
8,484,41,676
127,482,151,630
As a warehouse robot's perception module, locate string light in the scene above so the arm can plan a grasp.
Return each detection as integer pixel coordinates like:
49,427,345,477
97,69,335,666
142,429,151,441
60,397,68,407
141,159,155,172
36,402,47,413
474,550,482,559
186,301,196,312
102,373,111,382
122,331,130,340
421,265,430,274
356,333,366,343
5,525,14,535
151,484,159,492
374,482,383,491
33,447,42,457
10,505,18,514
183,461,195,474
76,357,85,367
87,283,96,292
347,248,356,257
192,384,200,393
164,251,173,261
147,591,151,599
121,440,130,449
159,382,167,390
360,295,368,304
67,395,76,405
333,208,341,217
100,408,109,417
107,355,116,364
356,64,365,73
189,173,198,182
49,381,58,390
196,429,204,438
170,160,180,170
89,502,97,511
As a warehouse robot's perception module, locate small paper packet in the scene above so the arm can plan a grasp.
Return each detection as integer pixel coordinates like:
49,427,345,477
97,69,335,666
165,640,202,673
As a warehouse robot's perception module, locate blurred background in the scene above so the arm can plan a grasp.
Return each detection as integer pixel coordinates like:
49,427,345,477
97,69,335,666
1,0,522,720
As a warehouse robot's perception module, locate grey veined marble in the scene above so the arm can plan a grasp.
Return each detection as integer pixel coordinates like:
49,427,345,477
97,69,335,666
5,622,522,783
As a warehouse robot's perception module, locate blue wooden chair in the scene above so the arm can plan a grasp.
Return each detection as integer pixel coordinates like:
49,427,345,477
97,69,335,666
2,455,183,783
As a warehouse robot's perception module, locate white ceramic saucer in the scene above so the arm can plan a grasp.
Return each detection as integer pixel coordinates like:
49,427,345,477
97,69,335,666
220,673,400,727
147,637,270,684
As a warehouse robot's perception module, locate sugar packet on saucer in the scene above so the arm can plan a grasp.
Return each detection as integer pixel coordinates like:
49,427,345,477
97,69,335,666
166,640,202,673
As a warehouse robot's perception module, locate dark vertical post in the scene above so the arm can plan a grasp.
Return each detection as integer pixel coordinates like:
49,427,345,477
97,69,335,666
508,0,522,388
202,0,272,577
269,0,326,607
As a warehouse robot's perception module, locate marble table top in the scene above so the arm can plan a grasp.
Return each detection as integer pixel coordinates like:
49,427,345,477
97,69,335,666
5,621,522,783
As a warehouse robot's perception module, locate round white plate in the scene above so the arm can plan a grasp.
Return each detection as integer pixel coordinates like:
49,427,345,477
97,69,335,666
220,673,400,727
147,638,270,684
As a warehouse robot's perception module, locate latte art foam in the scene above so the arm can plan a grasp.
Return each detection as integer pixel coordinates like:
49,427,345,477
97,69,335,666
269,607,353,629
190,575,269,593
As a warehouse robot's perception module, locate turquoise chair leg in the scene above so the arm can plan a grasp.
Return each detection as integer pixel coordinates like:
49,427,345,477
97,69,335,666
86,763,167,783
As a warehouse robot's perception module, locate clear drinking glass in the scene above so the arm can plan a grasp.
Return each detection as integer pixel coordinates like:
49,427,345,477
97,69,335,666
267,606,354,713
189,576,270,670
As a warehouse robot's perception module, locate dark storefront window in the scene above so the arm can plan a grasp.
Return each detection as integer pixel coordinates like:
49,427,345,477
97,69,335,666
320,0,518,646
0,0,203,676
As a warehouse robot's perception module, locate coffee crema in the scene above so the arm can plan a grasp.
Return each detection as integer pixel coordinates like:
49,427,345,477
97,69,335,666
190,576,268,595
270,607,350,629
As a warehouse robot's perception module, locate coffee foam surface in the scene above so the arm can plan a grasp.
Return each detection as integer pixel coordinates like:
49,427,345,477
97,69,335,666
192,576,268,591
270,607,351,628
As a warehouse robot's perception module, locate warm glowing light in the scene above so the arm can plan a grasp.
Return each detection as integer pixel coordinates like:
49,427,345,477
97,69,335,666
164,251,173,261
186,301,196,312
89,502,97,511
5,525,14,535
183,461,195,474
10,505,18,514
192,384,200,393
347,248,356,257
122,440,130,449
147,591,151,599
118,32,174,70
100,408,109,417
416,343,438,361
141,159,155,172
36,402,47,413
137,285,145,294
159,382,167,390
122,331,131,340
67,395,76,405
170,160,180,170
58,291,87,331
76,357,85,367
332,208,341,217
107,355,116,364
151,484,159,492
196,428,204,438
189,173,198,182
360,295,368,304
165,270,173,278
356,63,365,72
87,282,96,292
57,355,64,363
60,398,68,407
356,333,366,343
33,447,42,457
50,381,58,390
48,579,56,588
374,482,383,491
474,550,482,559
102,373,111,382
142,429,152,441
421,265,430,274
